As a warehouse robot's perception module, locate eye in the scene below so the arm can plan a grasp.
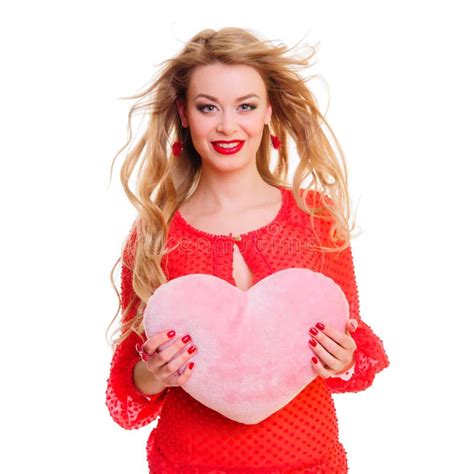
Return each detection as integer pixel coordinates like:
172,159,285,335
197,103,258,113
197,104,217,113
240,103,257,111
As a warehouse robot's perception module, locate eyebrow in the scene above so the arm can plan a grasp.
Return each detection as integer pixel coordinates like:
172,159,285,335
193,93,260,102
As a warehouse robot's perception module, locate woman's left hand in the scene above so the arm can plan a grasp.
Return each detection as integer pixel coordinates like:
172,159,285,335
308,318,358,378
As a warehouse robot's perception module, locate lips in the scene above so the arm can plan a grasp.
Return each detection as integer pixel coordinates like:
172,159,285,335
211,140,245,155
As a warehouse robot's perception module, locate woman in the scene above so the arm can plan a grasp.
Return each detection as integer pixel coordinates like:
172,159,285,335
105,27,390,473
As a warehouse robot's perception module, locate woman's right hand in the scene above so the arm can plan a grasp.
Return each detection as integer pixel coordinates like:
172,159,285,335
139,330,198,388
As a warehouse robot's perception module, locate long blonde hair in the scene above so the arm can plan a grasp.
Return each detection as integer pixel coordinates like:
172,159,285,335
105,27,359,353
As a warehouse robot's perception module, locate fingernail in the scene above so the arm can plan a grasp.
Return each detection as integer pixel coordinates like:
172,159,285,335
187,345,197,354
167,330,176,338
309,327,318,336
182,335,191,343
316,322,325,330
312,356,318,364
189,362,195,370
309,339,317,347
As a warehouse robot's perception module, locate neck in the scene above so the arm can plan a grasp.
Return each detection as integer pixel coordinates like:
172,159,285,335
192,164,276,214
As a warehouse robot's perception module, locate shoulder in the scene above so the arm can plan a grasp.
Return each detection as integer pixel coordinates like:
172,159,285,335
283,187,332,216
285,188,337,243
281,185,324,202
297,187,333,206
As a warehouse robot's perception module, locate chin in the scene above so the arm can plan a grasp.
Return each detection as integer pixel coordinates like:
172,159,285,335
201,148,248,164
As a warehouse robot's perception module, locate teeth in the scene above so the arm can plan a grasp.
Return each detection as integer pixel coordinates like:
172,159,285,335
215,142,239,149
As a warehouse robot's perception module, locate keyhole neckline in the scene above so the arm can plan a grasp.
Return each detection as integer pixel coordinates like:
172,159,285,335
174,185,289,241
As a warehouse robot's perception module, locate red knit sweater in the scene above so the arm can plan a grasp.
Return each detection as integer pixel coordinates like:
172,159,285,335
105,185,390,473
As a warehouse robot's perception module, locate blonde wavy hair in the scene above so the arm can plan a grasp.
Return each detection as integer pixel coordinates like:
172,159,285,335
105,27,359,353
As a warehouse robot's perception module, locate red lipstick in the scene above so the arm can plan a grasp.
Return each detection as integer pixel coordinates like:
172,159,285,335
211,140,245,155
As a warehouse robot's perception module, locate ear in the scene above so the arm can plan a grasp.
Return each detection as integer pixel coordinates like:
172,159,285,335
264,101,272,125
175,98,188,128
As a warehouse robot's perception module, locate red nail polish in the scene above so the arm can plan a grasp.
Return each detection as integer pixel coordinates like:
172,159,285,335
309,327,318,336
182,335,191,343
312,356,318,364
167,330,176,338
189,362,194,370
309,339,317,347
316,322,325,330
187,345,196,354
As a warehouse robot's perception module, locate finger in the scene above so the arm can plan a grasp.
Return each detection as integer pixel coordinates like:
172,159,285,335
174,361,196,385
310,355,333,378
308,336,340,369
309,326,347,360
311,323,355,353
161,343,198,378
142,329,177,354
147,334,192,370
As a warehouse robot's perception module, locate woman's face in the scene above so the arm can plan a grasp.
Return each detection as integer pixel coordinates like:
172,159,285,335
176,62,272,172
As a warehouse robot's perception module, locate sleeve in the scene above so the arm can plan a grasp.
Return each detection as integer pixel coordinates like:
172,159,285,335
322,243,390,394
105,230,169,430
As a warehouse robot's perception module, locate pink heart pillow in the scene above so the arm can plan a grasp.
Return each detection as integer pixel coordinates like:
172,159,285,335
143,267,349,425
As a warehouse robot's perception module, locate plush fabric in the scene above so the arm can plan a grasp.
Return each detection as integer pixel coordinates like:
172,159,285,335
143,267,349,425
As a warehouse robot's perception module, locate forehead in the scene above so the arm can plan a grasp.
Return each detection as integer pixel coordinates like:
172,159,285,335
188,63,266,98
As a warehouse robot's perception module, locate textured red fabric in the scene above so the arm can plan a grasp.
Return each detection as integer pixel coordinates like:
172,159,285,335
105,185,390,473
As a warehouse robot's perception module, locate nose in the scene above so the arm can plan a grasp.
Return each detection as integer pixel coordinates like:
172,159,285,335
216,110,238,135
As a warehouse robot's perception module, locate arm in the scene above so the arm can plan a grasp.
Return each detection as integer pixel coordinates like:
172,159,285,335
323,243,390,393
105,320,168,430
105,231,169,430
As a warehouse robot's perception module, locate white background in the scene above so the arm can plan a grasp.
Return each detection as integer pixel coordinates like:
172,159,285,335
1,1,473,473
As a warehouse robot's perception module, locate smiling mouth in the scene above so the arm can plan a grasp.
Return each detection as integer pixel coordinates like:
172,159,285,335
211,140,245,155
211,140,244,149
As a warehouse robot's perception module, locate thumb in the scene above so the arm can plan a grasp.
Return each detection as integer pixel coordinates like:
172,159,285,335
347,319,358,332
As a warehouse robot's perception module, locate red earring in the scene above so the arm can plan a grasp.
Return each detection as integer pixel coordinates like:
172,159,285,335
172,140,184,157
270,134,281,150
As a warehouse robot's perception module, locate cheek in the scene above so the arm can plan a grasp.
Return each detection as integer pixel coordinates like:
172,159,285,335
236,117,262,136
246,121,266,140
190,126,211,139
187,112,214,136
